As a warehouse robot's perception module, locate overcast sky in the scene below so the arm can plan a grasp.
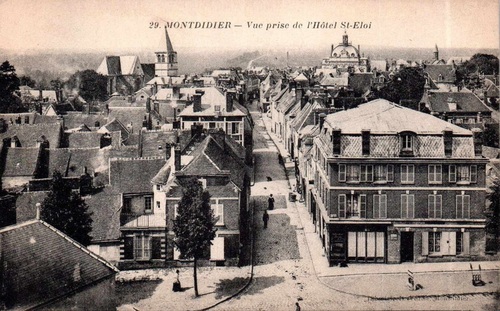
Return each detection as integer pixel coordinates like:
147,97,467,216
1,0,498,52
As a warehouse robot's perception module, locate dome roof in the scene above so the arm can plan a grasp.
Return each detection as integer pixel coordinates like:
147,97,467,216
331,45,359,58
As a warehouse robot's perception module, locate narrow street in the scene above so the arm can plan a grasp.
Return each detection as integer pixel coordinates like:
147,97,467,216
215,102,498,311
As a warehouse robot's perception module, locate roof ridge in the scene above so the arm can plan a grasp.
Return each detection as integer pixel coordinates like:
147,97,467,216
110,156,166,162
0,219,39,233
47,147,101,151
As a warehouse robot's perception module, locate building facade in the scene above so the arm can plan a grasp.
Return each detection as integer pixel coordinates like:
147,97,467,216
310,99,487,265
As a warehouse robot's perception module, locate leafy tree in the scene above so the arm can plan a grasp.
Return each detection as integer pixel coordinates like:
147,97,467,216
0,61,24,113
173,178,217,297
19,75,36,88
483,124,499,148
456,54,499,87
41,171,93,246
486,178,500,252
376,67,426,103
66,69,108,102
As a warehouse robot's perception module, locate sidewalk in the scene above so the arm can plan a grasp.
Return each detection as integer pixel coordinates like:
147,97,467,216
261,113,500,299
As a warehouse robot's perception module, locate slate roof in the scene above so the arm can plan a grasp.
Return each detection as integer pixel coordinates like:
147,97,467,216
0,220,118,310
141,63,155,80
324,99,471,135
98,118,129,141
108,107,148,134
97,55,143,76
424,64,456,83
0,122,61,148
85,187,122,242
3,147,40,177
140,130,178,158
15,191,49,223
179,135,247,189
290,102,320,132
109,157,165,193
66,131,103,148
63,112,108,130
423,91,492,113
47,148,108,177
177,88,246,117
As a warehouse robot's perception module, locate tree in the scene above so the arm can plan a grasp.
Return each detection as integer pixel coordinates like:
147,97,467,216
173,178,217,297
66,69,108,103
0,61,23,113
376,67,426,104
486,178,500,252
40,171,93,246
19,75,36,88
456,54,499,87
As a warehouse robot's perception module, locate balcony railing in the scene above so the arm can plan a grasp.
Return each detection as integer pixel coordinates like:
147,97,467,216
121,213,167,228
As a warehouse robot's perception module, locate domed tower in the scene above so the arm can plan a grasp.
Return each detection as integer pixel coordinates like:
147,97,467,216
155,27,178,77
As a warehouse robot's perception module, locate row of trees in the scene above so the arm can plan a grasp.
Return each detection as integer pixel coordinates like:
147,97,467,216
0,60,108,113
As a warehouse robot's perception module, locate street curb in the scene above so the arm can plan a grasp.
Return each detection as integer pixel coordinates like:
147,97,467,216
318,268,500,278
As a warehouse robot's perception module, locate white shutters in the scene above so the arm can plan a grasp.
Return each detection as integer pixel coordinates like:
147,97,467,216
449,232,457,256
463,232,470,255
422,232,429,255
210,236,225,260
211,199,224,226
338,194,346,218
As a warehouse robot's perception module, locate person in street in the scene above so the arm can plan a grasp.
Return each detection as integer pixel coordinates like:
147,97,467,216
268,194,275,210
172,269,181,292
295,302,301,311
263,210,269,228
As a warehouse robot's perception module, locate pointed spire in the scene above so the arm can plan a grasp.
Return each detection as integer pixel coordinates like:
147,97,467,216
165,26,174,53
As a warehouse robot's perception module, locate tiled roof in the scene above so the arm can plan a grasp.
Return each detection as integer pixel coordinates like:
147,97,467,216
424,91,492,113
109,157,165,193
84,187,122,241
140,130,178,158
0,220,117,310
0,122,61,148
324,99,471,135
3,147,40,177
291,102,321,132
15,191,49,222
99,118,129,141
424,65,456,83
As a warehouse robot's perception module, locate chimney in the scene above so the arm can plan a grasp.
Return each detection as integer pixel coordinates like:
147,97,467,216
193,90,204,112
332,128,341,155
165,143,173,159
443,128,453,157
318,112,326,130
226,90,235,112
472,128,483,157
35,203,41,220
361,129,370,156
295,87,305,109
10,136,19,148
173,86,180,99
39,89,43,101
174,145,181,171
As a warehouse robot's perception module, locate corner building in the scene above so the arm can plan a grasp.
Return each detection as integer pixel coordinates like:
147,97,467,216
311,99,487,265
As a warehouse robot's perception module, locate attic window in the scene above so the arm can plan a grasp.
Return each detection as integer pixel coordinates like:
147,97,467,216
447,98,457,111
437,74,443,82
399,132,416,157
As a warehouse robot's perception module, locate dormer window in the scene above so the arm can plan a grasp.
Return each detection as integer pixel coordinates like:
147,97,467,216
437,74,443,82
399,132,415,156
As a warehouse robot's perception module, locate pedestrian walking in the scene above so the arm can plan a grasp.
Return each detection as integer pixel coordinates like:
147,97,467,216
172,269,181,292
263,210,269,228
268,194,275,210
295,302,301,311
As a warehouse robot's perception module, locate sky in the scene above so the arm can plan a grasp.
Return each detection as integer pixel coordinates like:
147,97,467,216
0,0,498,53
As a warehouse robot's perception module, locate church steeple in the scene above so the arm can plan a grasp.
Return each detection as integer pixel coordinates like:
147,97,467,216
155,26,178,77
434,44,439,61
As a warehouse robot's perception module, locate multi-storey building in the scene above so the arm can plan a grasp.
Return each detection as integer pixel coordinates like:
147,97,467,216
311,99,488,265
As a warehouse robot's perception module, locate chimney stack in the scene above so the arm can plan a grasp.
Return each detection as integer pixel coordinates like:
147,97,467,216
318,113,326,130
361,129,370,156
193,90,204,112
35,203,41,220
165,143,172,159
226,90,235,112
173,86,180,99
174,145,181,171
443,128,453,157
332,128,341,155
472,128,483,157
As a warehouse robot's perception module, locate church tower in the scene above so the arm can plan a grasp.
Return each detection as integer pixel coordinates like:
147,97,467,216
434,44,439,61
155,27,178,77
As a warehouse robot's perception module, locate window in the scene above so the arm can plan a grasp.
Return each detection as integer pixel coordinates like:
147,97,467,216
428,165,442,184
456,194,471,218
231,122,240,134
339,164,346,182
173,204,178,218
144,197,152,213
156,184,161,191
360,165,373,182
214,105,221,112
401,194,415,218
156,201,161,210
212,203,224,226
450,165,477,184
344,194,366,218
429,232,441,254
401,165,414,184
374,165,394,182
347,165,360,182
401,135,413,151
123,197,132,213
134,235,151,260
373,194,387,218
428,194,442,218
